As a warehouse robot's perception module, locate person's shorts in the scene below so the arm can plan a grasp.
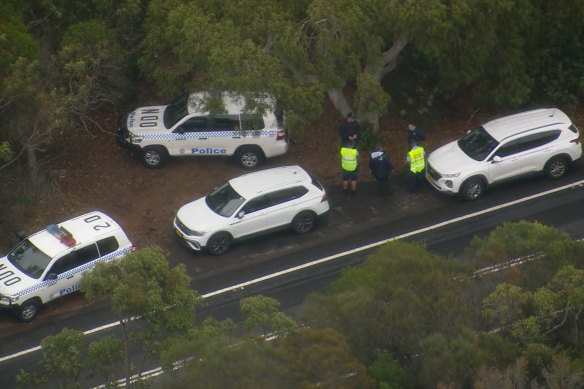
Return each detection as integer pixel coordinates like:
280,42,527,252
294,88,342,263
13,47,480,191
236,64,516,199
342,170,358,181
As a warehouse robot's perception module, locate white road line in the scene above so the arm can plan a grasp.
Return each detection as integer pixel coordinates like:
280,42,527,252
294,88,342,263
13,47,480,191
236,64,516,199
2,179,583,364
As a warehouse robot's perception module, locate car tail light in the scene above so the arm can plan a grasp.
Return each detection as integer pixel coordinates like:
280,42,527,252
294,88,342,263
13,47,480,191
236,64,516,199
321,193,328,202
276,129,286,141
570,138,580,144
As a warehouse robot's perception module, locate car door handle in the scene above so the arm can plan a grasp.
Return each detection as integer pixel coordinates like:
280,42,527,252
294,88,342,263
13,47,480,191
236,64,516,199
232,136,241,139
66,275,74,279
198,137,207,140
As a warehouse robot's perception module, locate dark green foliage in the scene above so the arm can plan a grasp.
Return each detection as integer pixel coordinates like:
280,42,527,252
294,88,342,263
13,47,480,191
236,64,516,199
17,328,85,389
356,124,381,152
368,350,414,389
277,327,376,389
304,241,474,363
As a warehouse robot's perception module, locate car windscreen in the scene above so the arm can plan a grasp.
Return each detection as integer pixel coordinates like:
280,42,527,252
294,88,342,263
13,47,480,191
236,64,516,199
163,94,189,129
457,126,499,161
7,239,52,279
205,182,246,217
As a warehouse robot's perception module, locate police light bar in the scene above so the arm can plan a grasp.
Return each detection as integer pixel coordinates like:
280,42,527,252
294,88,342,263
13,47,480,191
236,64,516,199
46,224,77,247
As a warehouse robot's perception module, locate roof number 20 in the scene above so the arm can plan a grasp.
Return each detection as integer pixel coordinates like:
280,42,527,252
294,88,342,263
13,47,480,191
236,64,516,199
84,214,111,231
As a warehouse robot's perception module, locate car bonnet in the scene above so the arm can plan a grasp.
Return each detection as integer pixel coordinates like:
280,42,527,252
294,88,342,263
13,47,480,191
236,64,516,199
176,197,229,233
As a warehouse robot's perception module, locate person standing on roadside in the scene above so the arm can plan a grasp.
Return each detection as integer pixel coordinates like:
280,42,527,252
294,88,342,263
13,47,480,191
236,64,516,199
406,140,425,192
407,121,426,149
369,145,393,196
340,140,359,196
339,112,360,143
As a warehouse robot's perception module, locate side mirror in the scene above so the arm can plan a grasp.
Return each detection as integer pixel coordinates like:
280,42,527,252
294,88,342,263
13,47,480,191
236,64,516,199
45,273,58,281
16,231,27,241
237,210,245,219
492,155,502,163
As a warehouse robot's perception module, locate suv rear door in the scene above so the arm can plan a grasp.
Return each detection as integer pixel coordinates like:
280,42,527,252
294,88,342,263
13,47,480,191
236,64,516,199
209,115,242,156
264,186,309,229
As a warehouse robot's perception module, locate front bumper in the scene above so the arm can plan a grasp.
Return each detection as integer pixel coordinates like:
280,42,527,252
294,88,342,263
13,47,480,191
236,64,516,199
425,170,458,194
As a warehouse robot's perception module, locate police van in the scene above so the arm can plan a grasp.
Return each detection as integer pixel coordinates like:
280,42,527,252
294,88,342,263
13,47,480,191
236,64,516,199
117,91,288,169
0,211,134,322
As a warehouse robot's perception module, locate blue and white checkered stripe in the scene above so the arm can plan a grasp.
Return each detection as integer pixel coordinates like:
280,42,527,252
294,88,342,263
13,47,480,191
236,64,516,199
16,246,134,297
141,130,276,140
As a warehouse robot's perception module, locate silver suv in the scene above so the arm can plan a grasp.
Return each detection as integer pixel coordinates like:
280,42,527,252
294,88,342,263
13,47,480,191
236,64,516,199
426,108,582,200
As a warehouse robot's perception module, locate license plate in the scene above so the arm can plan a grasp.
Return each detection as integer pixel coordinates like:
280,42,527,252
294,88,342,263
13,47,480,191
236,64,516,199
175,228,183,239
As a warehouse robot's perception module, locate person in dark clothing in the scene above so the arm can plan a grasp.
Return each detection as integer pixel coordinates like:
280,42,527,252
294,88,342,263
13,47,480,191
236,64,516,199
407,121,426,149
369,145,393,196
339,112,360,143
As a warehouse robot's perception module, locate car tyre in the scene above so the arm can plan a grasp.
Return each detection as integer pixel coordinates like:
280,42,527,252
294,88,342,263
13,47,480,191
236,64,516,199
17,299,40,323
236,147,263,169
460,177,485,201
142,146,168,168
206,232,233,255
292,211,316,234
544,156,569,179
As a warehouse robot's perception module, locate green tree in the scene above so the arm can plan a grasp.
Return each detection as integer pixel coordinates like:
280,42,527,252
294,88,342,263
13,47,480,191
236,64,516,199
277,327,376,389
303,241,473,363
466,221,582,289
85,335,124,387
139,0,555,133
79,246,203,387
240,295,296,336
416,330,481,388
368,350,414,389
159,318,295,389
17,328,85,389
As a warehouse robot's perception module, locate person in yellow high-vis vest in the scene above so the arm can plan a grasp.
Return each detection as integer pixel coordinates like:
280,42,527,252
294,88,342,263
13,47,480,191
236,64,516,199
406,140,425,192
340,141,359,196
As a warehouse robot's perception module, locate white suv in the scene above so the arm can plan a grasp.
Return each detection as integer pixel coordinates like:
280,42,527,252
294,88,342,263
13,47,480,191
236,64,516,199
426,108,582,200
0,211,134,322
174,165,330,255
117,91,288,169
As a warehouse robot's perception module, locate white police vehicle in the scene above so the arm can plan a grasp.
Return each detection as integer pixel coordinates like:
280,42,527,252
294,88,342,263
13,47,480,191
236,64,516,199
0,211,134,322
174,165,330,255
117,91,288,169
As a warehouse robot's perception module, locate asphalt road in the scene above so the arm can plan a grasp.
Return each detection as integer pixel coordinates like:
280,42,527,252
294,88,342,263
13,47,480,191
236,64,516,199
1,168,584,388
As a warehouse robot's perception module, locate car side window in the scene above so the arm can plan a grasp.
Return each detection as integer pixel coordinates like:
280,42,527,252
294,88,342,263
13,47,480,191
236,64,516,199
240,113,265,131
97,236,119,256
48,244,99,276
211,115,240,131
269,186,309,206
242,195,272,214
515,130,562,153
494,140,519,158
174,117,208,133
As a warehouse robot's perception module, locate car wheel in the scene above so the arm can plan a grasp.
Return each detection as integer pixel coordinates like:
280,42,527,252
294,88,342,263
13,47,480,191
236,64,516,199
292,211,316,234
236,147,263,169
142,146,168,168
545,156,569,179
206,232,233,255
460,177,485,201
17,299,40,322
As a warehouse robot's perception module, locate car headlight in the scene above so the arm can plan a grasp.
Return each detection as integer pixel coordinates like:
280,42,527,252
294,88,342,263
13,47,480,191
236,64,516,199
130,134,144,144
442,172,461,178
0,294,19,304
